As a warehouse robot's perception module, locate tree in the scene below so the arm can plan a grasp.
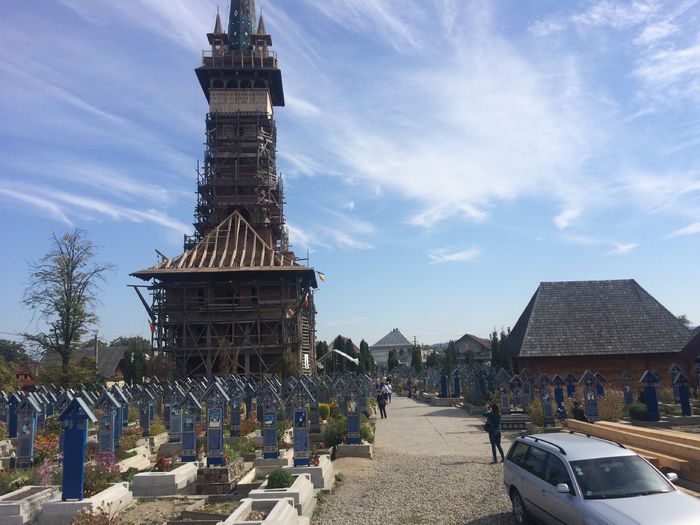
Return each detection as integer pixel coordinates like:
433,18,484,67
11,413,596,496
38,356,101,389
344,338,357,373
490,327,512,372
387,349,399,372
0,357,19,391
359,340,371,374
443,340,458,373
23,230,113,378
678,314,692,327
112,336,149,385
316,341,329,361
425,349,440,368
0,339,29,364
410,345,423,374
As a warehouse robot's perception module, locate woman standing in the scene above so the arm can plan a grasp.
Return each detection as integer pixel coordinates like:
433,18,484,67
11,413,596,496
377,388,387,419
483,403,505,463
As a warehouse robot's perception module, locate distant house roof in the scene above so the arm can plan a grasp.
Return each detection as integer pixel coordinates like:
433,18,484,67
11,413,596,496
371,329,412,348
455,334,492,350
39,346,127,379
502,279,693,359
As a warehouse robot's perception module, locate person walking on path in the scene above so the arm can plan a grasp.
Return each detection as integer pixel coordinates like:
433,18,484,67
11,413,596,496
377,388,387,419
483,403,505,463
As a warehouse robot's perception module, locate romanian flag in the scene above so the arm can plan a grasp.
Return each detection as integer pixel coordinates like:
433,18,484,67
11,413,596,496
303,293,310,308
318,272,326,282
149,322,156,335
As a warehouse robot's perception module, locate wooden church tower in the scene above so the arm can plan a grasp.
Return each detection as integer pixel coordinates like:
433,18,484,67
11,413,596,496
132,1,317,378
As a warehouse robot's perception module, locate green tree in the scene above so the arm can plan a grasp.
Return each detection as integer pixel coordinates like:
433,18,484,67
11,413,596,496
359,340,371,374
388,349,399,372
410,345,423,374
443,340,457,373
0,339,29,364
22,230,113,378
425,349,440,368
315,340,329,361
111,336,149,385
344,338,357,373
0,357,19,391
39,356,101,389
678,314,692,327
490,327,512,372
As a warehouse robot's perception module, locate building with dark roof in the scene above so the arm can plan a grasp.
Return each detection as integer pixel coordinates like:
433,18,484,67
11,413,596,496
370,328,412,367
502,280,696,387
454,333,491,363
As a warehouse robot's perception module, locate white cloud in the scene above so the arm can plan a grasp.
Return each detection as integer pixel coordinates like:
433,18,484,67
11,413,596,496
554,207,582,230
528,19,566,37
634,20,678,45
604,242,638,255
0,188,73,226
571,1,658,29
670,222,700,237
428,247,482,264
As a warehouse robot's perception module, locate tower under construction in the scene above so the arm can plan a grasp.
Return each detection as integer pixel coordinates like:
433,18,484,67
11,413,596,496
132,1,317,378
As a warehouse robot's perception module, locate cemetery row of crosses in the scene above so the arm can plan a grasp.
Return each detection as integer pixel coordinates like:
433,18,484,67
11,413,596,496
4,1,700,524
0,364,696,523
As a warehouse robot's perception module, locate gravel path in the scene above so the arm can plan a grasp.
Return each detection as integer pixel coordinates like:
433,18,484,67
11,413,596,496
312,397,516,525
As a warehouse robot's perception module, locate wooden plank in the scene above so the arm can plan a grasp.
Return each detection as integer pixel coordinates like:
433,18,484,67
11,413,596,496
219,215,232,267
565,420,700,462
597,421,700,448
627,446,689,472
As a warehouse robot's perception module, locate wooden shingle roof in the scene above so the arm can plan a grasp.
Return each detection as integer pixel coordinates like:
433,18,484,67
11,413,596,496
502,279,693,358
132,211,312,279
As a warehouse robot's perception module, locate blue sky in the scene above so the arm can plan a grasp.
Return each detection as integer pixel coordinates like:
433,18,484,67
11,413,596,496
1,1,700,350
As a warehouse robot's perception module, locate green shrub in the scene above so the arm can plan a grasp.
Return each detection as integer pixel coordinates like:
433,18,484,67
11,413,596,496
324,415,346,447
360,420,374,444
658,386,675,404
149,417,166,436
597,388,626,422
318,403,330,420
526,397,554,427
266,468,293,489
629,402,648,421
236,438,256,456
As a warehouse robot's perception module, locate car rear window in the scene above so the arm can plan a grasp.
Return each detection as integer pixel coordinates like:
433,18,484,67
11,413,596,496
522,445,548,480
508,441,529,467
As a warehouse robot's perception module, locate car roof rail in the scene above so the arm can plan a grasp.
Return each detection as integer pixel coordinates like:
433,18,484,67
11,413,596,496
566,430,627,449
522,435,567,455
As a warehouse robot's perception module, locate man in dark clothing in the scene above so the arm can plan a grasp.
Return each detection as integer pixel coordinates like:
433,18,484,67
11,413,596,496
572,401,587,422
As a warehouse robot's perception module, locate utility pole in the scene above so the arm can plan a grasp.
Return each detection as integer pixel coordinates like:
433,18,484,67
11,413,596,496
94,333,99,371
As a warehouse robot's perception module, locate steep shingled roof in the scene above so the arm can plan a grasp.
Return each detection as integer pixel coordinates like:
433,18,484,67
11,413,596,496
132,211,311,279
371,328,412,348
502,280,693,358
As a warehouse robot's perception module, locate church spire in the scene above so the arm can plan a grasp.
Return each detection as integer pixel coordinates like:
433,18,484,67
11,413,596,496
213,6,223,34
256,13,266,35
228,0,256,53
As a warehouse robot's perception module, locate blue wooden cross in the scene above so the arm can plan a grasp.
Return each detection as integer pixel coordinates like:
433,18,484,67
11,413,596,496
8,393,20,439
551,375,565,408
17,395,40,468
619,371,634,406
452,370,461,399
203,382,230,467
95,390,120,460
345,380,362,445
640,370,660,422
178,391,202,462
60,397,97,501
673,372,692,417
286,379,315,466
564,373,577,399
579,370,599,421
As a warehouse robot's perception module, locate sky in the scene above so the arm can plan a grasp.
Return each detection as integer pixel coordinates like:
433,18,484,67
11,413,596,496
1,0,700,350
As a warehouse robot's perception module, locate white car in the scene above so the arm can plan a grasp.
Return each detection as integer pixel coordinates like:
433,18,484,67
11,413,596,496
503,432,700,525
